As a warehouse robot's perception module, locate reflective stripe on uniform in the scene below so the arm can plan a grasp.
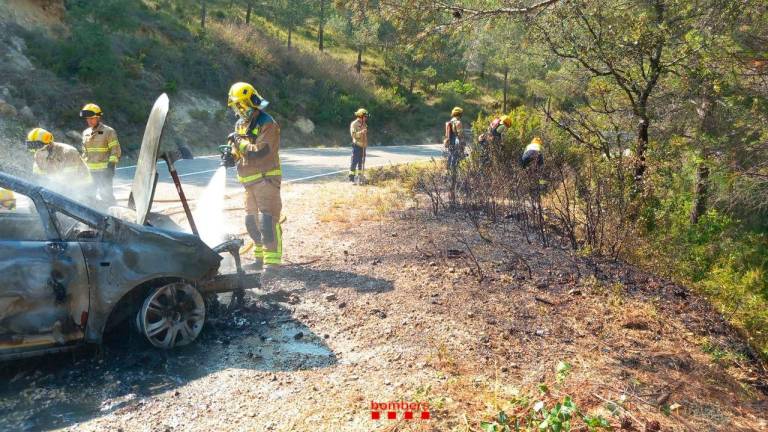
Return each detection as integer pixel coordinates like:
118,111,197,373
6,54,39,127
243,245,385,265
263,223,282,265
108,140,119,149
237,167,282,184
87,162,109,170
86,147,110,153
108,156,118,164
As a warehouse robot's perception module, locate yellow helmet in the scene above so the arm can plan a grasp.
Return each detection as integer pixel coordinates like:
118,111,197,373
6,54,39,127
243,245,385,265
0,188,16,211
354,108,368,117
531,137,543,146
79,103,102,118
500,115,512,128
26,127,53,152
227,82,269,117
451,106,463,116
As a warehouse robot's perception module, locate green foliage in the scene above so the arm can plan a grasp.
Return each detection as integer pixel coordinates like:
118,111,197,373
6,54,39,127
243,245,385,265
642,188,768,356
479,362,612,432
555,361,572,384
437,80,476,96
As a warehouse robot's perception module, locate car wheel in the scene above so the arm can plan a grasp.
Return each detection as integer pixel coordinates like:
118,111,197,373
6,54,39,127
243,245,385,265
135,282,206,349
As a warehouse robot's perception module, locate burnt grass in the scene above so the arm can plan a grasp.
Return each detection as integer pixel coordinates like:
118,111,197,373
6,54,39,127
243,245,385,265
286,180,768,431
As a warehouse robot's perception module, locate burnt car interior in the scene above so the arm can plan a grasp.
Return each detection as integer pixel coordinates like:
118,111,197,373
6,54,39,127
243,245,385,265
0,192,46,241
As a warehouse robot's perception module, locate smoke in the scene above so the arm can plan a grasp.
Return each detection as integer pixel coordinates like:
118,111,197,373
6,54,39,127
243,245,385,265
192,166,228,247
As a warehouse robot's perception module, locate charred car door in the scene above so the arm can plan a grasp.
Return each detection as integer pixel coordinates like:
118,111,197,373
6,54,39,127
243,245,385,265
0,187,90,360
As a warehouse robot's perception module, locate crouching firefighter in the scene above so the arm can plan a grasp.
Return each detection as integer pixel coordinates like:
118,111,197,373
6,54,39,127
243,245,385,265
26,128,91,194
223,82,283,277
520,137,544,169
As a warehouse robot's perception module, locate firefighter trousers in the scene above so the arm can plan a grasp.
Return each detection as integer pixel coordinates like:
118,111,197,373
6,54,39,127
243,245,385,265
349,144,365,177
91,169,116,206
244,177,283,265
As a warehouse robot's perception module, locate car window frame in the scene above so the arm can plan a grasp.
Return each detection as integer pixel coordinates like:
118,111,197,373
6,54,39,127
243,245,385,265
50,208,104,242
0,188,60,242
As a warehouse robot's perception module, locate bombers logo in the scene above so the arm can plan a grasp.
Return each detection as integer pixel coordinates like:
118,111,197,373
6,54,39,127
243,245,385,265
370,401,431,420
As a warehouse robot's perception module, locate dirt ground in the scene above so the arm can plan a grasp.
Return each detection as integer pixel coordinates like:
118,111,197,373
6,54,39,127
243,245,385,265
1,179,767,432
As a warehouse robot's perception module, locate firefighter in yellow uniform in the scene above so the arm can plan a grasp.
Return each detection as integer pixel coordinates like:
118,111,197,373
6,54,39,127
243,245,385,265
0,188,15,211
224,83,283,276
521,137,544,168
349,108,368,183
26,128,90,193
80,103,120,205
445,107,465,171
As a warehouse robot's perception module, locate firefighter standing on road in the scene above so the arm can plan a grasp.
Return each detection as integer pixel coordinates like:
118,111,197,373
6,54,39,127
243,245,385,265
349,108,368,183
225,82,283,276
26,128,90,192
80,104,120,206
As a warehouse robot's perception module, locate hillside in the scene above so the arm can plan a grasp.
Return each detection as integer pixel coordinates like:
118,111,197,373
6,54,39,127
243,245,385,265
0,0,471,170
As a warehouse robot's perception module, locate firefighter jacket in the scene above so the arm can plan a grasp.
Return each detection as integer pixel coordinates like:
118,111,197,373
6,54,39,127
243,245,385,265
82,122,120,171
350,118,368,148
233,111,281,186
33,142,90,184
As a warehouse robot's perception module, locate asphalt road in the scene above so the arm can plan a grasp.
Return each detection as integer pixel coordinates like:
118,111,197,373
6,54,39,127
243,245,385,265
114,144,443,193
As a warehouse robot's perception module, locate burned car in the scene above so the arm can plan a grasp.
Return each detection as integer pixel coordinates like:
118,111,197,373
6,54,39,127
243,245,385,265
0,95,254,360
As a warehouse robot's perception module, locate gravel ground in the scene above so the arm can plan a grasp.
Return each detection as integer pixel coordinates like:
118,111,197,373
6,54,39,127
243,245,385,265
1,179,767,432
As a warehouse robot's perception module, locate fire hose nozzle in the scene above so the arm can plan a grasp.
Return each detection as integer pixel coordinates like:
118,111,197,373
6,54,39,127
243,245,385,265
218,144,235,168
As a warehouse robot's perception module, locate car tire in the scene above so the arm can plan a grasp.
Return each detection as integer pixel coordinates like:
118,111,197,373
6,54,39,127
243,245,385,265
135,282,206,349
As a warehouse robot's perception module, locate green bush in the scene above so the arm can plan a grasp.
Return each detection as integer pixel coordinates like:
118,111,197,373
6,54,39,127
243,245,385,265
645,193,768,357
437,80,477,96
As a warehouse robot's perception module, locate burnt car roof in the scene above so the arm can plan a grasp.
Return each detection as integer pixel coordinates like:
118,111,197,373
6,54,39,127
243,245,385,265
0,171,215,251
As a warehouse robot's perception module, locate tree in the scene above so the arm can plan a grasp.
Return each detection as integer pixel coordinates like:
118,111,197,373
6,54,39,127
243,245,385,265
201,0,207,29
468,19,532,112
269,0,314,48
330,1,381,73
318,0,327,51
532,0,738,191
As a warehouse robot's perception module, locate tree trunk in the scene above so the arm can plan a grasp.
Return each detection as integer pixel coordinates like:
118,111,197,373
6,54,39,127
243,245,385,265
288,25,293,48
200,0,206,29
691,163,710,224
355,47,363,73
318,0,325,51
503,67,509,113
480,61,485,79
690,94,714,224
245,2,252,24
633,117,649,190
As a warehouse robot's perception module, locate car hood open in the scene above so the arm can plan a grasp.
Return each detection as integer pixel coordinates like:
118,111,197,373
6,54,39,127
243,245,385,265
130,93,169,226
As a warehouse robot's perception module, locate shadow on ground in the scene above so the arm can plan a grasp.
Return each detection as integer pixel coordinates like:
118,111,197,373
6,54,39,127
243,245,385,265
272,266,394,294
0,300,335,431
